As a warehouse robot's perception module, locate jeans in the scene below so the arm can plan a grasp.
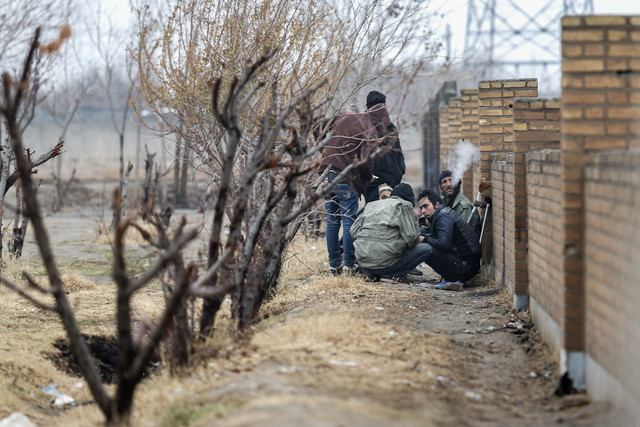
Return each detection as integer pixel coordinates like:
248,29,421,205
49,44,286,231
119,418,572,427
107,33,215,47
324,179,359,268
425,248,481,282
364,243,433,278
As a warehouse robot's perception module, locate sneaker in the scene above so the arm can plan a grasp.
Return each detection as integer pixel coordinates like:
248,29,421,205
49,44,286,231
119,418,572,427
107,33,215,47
443,281,464,291
391,275,412,284
433,280,464,291
329,266,343,276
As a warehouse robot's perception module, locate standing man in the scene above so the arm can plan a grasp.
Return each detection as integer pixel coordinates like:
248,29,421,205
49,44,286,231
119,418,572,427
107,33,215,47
439,170,481,237
418,189,482,289
351,183,430,282
319,109,378,275
363,91,406,203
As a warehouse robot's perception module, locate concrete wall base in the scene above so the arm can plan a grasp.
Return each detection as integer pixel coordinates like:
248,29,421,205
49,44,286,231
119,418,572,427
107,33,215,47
586,355,637,425
514,294,528,310
530,298,586,389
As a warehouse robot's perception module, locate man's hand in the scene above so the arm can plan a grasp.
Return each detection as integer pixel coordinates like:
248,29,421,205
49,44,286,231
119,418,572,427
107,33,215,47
474,196,492,208
473,200,487,208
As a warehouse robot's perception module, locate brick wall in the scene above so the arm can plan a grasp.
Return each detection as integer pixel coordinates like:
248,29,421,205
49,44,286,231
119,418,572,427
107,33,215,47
460,89,479,201
527,150,565,355
422,81,458,191
489,154,510,289
443,98,462,172
560,14,640,413
478,79,538,266
438,105,450,187
561,15,640,356
510,98,561,308
478,79,539,179
583,151,640,418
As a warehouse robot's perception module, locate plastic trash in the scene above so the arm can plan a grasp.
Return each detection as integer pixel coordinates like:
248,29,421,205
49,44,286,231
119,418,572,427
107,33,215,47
0,412,37,427
40,384,76,406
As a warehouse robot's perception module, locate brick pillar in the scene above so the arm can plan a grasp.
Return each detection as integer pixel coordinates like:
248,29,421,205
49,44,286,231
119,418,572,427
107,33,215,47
439,105,450,174
460,89,479,201
478,79,538,267
561,14,640,389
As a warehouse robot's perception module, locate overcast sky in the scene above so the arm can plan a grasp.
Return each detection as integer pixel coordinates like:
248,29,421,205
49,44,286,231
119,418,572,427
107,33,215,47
430,0,640,58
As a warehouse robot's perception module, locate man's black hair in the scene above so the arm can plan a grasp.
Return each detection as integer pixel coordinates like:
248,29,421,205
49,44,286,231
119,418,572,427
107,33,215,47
391,183,415,207
438,169,461,208
366,91,386,109
417,189,442,207
439,169,460,185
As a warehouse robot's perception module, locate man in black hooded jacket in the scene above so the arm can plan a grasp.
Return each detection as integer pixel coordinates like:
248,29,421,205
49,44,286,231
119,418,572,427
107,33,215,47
418,189,482,289
363,91,406,203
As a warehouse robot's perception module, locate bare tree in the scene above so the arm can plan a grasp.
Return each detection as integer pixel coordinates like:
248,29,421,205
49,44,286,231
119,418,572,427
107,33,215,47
0,29,227,423
42,44,98,212
132,0,433,333
84,3,138,192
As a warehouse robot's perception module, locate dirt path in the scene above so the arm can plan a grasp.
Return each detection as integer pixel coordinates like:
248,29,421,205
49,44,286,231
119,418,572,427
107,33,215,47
177,270,626,426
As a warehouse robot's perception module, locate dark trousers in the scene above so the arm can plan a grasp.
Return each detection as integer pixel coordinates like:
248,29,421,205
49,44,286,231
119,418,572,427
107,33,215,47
425,249,481,282
364,182,381,204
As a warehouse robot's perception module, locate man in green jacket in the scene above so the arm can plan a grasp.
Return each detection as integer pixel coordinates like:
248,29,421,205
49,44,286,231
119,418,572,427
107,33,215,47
350,183,431,282
439,170,481,237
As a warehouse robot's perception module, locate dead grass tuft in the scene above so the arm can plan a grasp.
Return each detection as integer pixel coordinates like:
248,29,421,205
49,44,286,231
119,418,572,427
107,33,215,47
94,220,159,245
280,236,328,282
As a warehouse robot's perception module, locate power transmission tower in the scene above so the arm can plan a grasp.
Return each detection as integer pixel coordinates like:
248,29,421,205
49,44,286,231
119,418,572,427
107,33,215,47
463,0,594,95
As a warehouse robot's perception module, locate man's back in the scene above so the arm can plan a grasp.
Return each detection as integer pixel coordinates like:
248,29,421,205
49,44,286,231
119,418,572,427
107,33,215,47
351,197,419,269
320,112,376,195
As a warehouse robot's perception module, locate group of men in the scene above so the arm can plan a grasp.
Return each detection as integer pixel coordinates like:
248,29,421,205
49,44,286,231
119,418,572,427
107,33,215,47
319,91,482,289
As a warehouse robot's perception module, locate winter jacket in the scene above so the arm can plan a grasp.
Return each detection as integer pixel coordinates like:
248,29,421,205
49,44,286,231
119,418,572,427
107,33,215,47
350,196,420,269
367,103,405,186
319,112,376,195
451,191,481,237
425,205,481,260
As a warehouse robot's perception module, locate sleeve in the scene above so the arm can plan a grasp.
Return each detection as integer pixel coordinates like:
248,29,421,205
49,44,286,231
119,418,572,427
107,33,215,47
469,209,481,236
394,137,406,176
397,204,420,250
426,211,454,251
358,130,376,183
350,213,365,242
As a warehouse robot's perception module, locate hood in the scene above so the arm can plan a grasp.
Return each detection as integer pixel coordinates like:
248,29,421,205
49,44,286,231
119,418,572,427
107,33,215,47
366,103,391,138
391,183,415,207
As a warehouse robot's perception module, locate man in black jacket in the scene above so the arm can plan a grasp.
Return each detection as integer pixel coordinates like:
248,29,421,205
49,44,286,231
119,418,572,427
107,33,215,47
363,91,406,203
417,189,482,290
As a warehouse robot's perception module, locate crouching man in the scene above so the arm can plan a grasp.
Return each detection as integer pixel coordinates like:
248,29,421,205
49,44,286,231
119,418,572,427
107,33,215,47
417,189,482,290
351,183,430,283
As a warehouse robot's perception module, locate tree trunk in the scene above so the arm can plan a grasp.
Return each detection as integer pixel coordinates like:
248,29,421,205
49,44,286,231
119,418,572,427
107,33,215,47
178,146,189,207
0,129,11,260
173,138,180,206
119,133,124,190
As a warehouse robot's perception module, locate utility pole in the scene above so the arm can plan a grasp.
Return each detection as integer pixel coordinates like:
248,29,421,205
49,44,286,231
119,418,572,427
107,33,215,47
462,0,594,95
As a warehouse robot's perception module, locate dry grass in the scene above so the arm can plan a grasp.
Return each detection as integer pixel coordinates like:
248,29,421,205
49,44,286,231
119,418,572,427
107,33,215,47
94,220,159,246
1,234,463,426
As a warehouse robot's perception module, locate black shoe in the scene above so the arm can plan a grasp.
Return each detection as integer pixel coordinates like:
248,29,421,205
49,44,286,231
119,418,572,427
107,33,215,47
364,273,380,282
408,268,423,276
346,264,363,276
329,266,343,276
